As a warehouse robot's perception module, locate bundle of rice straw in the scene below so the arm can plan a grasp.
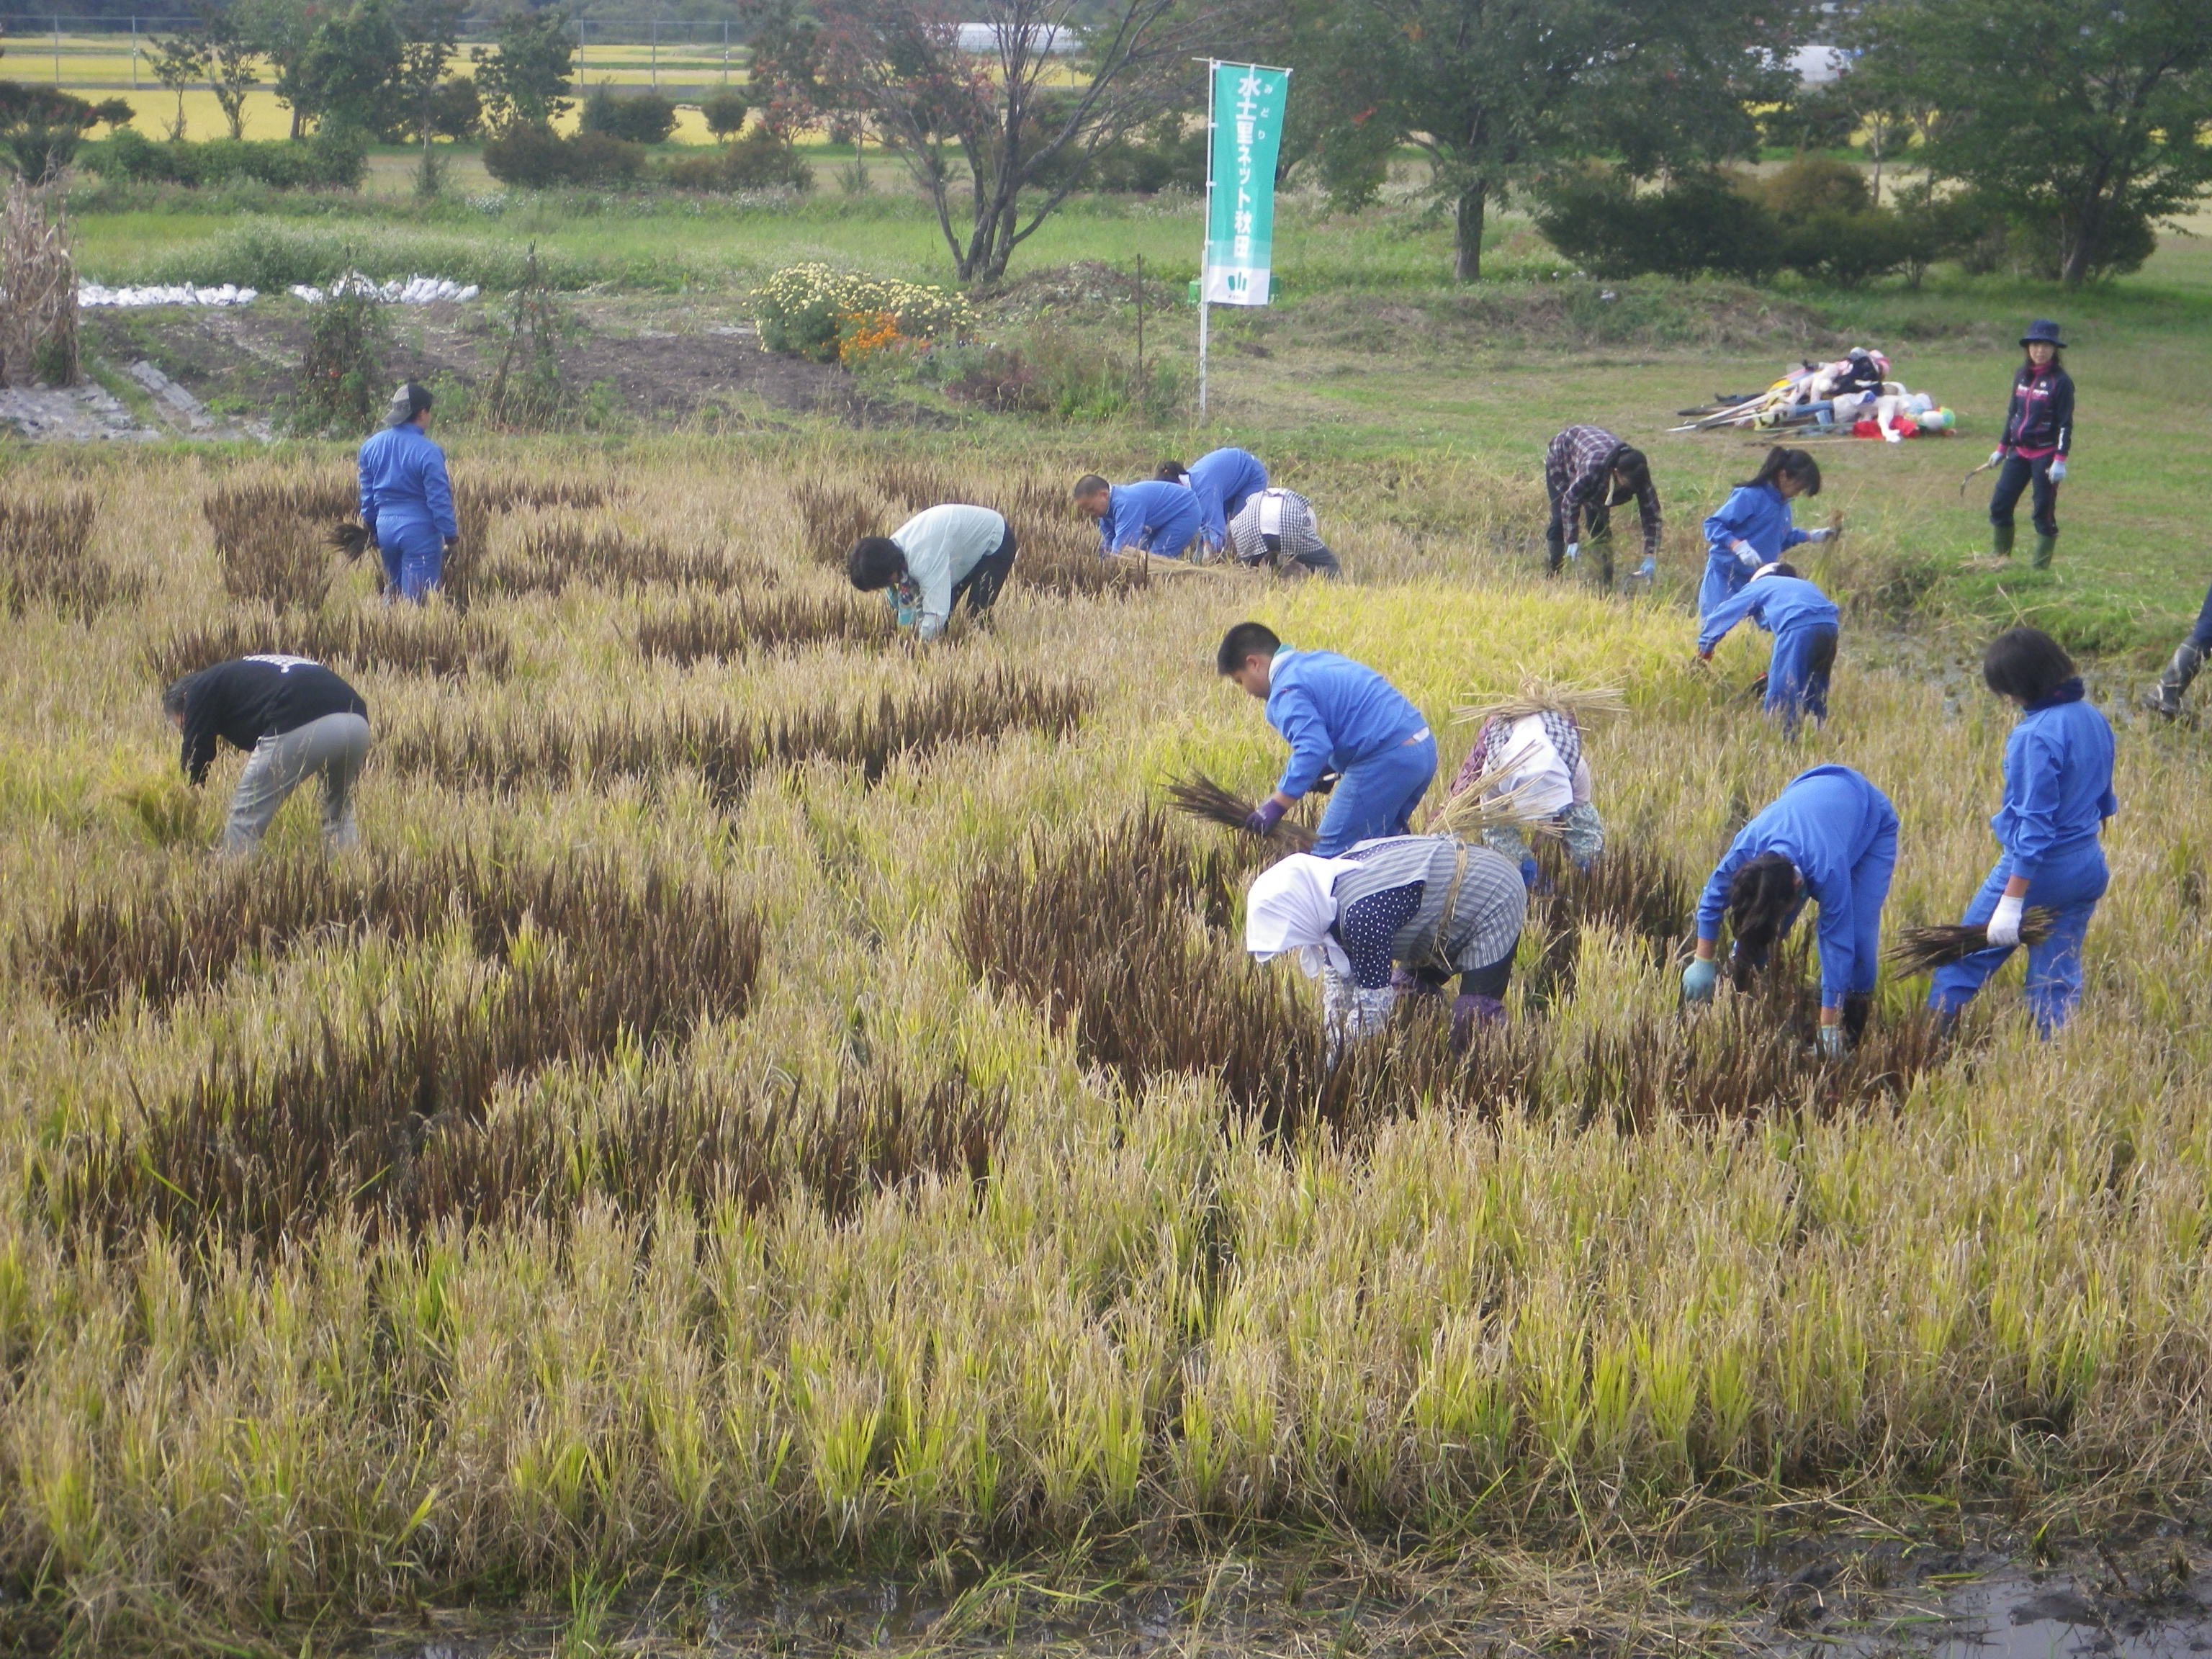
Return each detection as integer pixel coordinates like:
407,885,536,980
1427,762,1568,841
1165,772,1318,852
1107,549,1227,577
328,521,372,560
1453,675,1628,728
1887,909,2056,975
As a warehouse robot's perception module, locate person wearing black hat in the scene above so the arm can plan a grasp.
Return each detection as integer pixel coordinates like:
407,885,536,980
356,381,457,601
1987,321,2073,569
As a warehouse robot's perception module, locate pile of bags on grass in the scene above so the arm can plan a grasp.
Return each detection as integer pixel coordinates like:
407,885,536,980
1672,346,1958,443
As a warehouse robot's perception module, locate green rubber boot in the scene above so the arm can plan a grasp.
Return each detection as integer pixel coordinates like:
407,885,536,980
2031,532,2058,570
1992,523,2015,559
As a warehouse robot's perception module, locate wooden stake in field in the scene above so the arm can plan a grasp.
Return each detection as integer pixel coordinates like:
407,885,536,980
0,179,77,387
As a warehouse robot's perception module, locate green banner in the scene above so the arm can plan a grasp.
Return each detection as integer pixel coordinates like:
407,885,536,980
1203,61,1289,307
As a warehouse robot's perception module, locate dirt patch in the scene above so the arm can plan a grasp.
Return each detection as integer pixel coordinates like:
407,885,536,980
79,300,940,430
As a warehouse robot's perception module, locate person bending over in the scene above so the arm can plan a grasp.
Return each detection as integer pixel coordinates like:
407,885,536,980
1681,764,1899,1057
1928,627,2115,1036
1699,446,1835,619
1544,425,1661,587
1695,562,1841,734
356,382,457,602
1073,472,1205,561
1245,835,1528,1053
847,504,1017,642
1446,706,1603,886
163,655,371,855
1158,447,1269,559
1218,621,1437,858
1223,487,1341,580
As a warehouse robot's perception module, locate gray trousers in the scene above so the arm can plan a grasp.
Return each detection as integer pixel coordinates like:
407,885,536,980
221,712,371,854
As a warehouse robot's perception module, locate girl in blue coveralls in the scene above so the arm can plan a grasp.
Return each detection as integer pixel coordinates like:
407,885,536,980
356,382,457,602
1699,447,1838,619
1696,562,1841,733
1681,765,1899,1056
1159,449,1269,559
1928,628,2116,1036
1217,620,1437,857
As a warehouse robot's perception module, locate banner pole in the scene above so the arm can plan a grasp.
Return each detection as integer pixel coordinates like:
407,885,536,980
1198,58,1215,418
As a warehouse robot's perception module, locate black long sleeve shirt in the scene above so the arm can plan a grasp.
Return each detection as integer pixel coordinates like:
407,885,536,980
2002,364,2074,456
176,656,368,785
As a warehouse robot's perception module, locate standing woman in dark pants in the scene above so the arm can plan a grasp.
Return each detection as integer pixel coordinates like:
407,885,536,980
1987,320,2074,569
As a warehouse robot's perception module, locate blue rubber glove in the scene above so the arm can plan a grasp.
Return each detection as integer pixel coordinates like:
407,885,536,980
1817,1024,1848,1059
1519,856,1542,890
2048,458,2067,484
1244,799,1287,837
1635,556,1656,580
1681,958,1719,1004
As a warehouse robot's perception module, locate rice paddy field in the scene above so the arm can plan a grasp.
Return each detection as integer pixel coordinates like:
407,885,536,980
2,402,2211,1654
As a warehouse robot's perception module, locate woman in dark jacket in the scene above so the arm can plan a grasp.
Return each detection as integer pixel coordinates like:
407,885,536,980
1987,320,2074,569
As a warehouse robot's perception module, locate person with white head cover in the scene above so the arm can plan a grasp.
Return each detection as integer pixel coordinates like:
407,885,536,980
1245,835,1527,1053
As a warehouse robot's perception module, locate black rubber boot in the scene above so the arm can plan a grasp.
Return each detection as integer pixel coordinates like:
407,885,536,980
2031,532,2058,570
2144,642,2205,719
1991,523,2015,559
1843,992,1874,1046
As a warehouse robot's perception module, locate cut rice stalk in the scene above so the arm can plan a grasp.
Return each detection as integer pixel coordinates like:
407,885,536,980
328,521,372,561
1887,908,2057,975
1165,772,1318,853
1107,549,1226,577
1427,763,1568,841
1454,675,1627,728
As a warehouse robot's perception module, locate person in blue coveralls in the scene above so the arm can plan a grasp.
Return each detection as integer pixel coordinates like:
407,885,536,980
1159,448,1269,559
1073,473,1204,560
1699,446,1838,619
1681,764,1899,1057
356,382,458,602
1928,627,2116,1036
1217,620,1437,858
1695,562,1843,733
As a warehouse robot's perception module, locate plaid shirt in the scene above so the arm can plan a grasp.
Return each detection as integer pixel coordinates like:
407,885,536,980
1545,424,1663,557
1226,487,1324,567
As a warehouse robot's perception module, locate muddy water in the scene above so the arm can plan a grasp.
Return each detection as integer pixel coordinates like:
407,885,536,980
1917,1568,2212,1659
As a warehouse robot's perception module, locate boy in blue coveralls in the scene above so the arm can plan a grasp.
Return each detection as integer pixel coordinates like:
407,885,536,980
1159,448,1269,558
356,382,457,601
1217,621,1437,858
1699,446,1837,619
1681,764,1899,1056
1074,473,1205,561
1928,628,2116,1035
1696,562,1842,733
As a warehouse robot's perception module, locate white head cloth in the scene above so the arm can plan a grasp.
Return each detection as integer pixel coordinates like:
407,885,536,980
1245,853,1364,978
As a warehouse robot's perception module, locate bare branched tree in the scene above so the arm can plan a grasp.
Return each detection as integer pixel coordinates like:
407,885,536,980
810,0,1220,284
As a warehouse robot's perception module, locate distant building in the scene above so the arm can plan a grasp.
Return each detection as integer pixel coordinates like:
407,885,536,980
1791,44,1851,85
954,22,1078,54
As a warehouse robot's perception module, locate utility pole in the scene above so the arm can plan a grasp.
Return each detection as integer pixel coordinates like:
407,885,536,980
132,17,140,90
650,19,658,89
722,20,729,85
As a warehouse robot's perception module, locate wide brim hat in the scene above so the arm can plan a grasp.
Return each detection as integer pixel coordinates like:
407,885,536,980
2020,319,2068,348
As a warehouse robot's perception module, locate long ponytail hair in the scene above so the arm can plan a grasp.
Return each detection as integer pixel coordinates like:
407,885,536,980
1736,446,1822,498
1725,851,1801,989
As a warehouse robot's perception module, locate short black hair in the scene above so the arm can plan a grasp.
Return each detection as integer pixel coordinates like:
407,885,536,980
161,673,198,719
846,536,907,591
1982,626,2076,704
1072,474,1110,500
1726,850,1801,988
1760,561,1799,580
1216,620,1281,675
1155,459,1189,482
1607,445,1651,505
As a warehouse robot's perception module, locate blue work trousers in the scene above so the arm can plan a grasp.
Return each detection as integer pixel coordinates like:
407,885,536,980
1768,623,1838,732
1927,842,2106,1037
2187,575,2212,652
379,521,446,602
1989,454,2061,539
1313,730,1438,856
1699,547,1753,619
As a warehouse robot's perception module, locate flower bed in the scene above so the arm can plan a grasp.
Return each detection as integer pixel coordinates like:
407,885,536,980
754,264,974,362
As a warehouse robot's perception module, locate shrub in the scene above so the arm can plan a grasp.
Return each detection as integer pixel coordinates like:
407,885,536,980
754,263,974,361
78,127,367,189
700,89,750,140
295,279,389,435
1086,116,1205,194
566,129,647,183
1535,169,1781,282
1743,156,1870,220
481,123,644,188
580,85,677,145
660,126,813,192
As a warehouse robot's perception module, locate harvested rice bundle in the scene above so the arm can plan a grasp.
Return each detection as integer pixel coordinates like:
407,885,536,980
1887,909,2056,975
1453,675,1627,728
1166,772,1317,852
1427,763,1569,842
328,521,372,561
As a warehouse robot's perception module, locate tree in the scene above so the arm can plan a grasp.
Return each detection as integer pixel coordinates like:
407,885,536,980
394,0,462,192
0,84,119,180
1286,0,1807,281
233,0,320,139
295,0,405,135
798,0,1222,284
148,32,210,142
1856,0,2212,285
472,5,576,134
701,88,751,141
198,1,260,140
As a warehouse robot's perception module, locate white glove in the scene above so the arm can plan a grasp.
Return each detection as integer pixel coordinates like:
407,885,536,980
2048,458,2067,483
1984,892,2025,950
1804,527,1835,544
1988,449,2006,467
1732,539,1759,567
1565,541,1580,562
